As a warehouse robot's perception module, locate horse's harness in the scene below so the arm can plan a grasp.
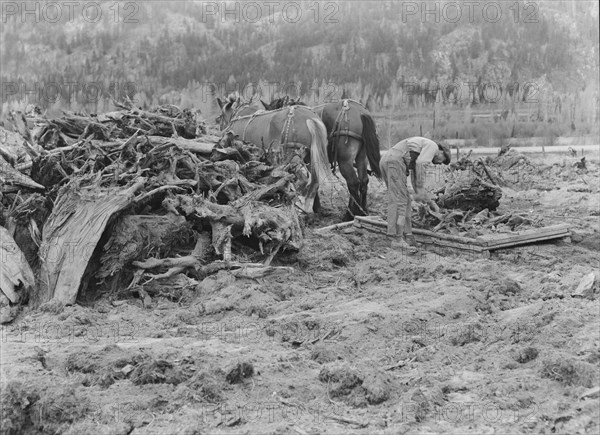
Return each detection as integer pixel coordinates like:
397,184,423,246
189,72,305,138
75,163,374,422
330,99,364,145
227,105,308,166
317,99,364,173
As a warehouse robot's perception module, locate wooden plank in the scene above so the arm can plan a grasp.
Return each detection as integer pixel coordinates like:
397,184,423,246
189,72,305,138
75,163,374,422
356,221,489,259
413,228,484,246
415,236,487,253
356,219,487,253
356,216,486,246
355,221,386,234
354,216,570,254
483,229,570,246
315,221,354,233
478,224,571,246
476,224,570,241
485,233,571,250
355,216,571,251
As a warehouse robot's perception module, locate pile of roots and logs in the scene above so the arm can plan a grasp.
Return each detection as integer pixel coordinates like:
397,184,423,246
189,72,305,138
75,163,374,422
0,103,307,322
413,150,544,237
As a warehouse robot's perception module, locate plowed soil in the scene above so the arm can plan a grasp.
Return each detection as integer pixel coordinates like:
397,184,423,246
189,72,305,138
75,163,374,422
2,153,599,435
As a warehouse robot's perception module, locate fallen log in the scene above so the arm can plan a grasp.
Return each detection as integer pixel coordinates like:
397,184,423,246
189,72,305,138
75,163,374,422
165,190,301,260
146,136,215,154
0,226,35,303
0,154,45,191
1,226,35,323
314,221,354,233
6,112,44,158
230,266,294,278
1,127,35,166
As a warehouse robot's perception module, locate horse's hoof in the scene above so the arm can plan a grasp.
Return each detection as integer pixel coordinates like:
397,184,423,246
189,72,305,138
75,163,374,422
305,212,316,225
342,212,354,222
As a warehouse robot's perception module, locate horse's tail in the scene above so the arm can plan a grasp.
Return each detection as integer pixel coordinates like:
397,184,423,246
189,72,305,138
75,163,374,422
306,118,330,185
360,113,382,179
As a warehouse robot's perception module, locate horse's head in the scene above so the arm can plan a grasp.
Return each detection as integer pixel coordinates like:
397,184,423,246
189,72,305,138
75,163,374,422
216,93,266,130
216,93,240,130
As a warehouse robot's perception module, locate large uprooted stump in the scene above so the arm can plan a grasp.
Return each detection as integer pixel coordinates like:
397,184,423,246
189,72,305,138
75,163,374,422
436,171,502,212
0,226,35,322
37,178,146,306
410,154,506,234
97,214,195,294
432,153,503,213
165,182,302,262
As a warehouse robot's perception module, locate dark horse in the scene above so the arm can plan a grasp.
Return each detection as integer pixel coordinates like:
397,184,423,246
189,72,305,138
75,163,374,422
216,94,330,217
312,99,382,219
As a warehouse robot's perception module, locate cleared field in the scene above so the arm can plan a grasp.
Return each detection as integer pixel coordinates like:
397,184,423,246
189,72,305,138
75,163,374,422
2,148,599,435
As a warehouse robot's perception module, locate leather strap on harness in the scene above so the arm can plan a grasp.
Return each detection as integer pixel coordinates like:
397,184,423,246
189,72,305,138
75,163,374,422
228,105,307,165
329,99,364,173
242,110,266,141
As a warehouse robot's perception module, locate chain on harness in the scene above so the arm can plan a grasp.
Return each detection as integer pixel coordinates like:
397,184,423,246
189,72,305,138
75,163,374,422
280,105,307,164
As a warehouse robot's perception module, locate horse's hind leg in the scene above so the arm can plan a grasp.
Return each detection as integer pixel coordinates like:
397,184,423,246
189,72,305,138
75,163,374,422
338,142,362,219
303,150,321,213
313,191,321,212
356,144,369,214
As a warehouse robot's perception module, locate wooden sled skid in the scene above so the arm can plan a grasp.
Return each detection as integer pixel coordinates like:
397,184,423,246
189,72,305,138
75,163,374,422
354,216,571,259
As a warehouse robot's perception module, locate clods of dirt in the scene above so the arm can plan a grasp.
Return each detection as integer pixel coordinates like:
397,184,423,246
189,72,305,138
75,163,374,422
318,362,394,407
176,371,224,403
65,345,193,388
0,381,40,435
130,357,189,386
514,346,540,363
0,383,95,435
310,344,340,364
297,233,355,269
540,356,598,387
65,345,141,388
32,387,92,434
197,270,236,295
225,361,255,384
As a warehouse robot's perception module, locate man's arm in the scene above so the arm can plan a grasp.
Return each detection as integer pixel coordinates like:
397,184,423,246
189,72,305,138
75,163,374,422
413,140,438,193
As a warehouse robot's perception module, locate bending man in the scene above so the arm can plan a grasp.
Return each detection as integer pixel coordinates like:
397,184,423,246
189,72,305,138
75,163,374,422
380,137,451,250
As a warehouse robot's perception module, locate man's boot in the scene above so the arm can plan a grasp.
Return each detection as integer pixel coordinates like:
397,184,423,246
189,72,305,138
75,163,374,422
404,234,418,247
387,235,417,254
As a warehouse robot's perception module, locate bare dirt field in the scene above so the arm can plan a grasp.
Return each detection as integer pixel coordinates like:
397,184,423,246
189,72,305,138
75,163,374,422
2,151,599,435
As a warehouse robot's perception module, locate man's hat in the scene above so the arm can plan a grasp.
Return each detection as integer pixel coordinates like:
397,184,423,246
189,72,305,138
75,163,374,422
437,143,452,165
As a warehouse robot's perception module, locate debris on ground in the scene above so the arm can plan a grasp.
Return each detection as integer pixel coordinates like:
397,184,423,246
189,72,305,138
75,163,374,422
225,362,255,384
318,362,394,407
0,104,312,318
571,272,599,299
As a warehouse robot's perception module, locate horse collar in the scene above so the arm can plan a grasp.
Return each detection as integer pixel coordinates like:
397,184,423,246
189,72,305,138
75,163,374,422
282,106,296,145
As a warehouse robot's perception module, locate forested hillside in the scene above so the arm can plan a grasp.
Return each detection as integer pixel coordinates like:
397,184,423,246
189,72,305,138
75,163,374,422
1,0,598,116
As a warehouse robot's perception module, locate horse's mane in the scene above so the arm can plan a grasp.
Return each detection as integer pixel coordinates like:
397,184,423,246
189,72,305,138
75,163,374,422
262,96,307,111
